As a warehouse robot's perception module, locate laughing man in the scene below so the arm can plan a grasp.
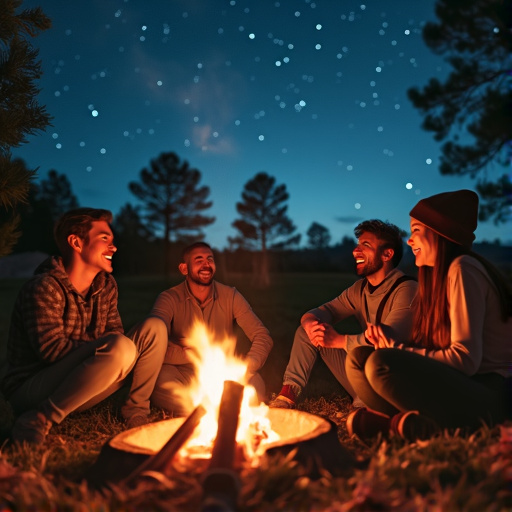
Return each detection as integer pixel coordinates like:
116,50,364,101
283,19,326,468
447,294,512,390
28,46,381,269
270,219,417,409
129,241,273,416
2,208,167,443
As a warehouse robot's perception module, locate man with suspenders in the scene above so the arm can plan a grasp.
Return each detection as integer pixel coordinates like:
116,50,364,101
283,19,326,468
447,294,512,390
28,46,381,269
270,219,418,409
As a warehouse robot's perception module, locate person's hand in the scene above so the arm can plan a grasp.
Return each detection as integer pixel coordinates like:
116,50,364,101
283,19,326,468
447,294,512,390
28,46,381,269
302,317,327,346
303,317,346,349
365,323,395,349
315,324,346,349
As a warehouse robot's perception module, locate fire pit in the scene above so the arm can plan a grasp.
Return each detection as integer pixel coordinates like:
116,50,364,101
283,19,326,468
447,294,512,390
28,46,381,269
111,407,330,459
86,323,355,487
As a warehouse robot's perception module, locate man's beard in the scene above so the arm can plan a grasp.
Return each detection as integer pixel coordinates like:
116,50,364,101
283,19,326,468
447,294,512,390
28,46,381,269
189,272,214,286
355,248,384,277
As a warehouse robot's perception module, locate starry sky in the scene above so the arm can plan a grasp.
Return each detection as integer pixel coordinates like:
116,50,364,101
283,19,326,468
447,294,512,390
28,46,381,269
13,0,509,248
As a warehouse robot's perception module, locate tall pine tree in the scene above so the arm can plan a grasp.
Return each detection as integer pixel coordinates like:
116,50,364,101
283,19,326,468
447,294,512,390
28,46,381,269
230,172,299,288
0,0,52,256
408,0,511,223
129,152,215,275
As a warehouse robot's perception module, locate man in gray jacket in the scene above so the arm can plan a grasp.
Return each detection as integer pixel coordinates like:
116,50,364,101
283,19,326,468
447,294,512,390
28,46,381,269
270,219,417,409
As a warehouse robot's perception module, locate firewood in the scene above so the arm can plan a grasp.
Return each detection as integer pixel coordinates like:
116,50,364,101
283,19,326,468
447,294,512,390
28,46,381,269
124,404,206,483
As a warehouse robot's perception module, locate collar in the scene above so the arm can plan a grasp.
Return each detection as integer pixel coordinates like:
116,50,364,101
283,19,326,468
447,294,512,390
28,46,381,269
184,279,217,305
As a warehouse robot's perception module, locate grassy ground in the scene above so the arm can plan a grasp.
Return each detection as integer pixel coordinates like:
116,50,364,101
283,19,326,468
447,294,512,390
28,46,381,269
0,273,511,511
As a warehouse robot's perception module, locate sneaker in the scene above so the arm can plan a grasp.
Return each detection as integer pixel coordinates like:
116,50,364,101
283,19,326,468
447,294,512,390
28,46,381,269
346,407,391,441
268,384,300,409
391,410,439,441
269,395,296,409
125,414,149,430
11,410,52,444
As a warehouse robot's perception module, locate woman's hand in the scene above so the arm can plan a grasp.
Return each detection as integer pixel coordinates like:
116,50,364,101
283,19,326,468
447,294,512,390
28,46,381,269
365,323,396,349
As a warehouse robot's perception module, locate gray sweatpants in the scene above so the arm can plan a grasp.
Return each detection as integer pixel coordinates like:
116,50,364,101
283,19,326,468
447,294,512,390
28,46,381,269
282,326,358,399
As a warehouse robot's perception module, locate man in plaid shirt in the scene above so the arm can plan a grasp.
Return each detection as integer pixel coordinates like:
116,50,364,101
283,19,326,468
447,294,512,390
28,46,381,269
2,208,166,443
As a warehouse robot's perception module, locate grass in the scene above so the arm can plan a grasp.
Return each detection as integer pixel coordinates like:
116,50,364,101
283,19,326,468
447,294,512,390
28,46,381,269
0,273,511,511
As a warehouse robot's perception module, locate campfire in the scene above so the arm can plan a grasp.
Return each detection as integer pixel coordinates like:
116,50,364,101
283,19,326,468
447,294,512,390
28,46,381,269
88,321,354,501
111,323,331,468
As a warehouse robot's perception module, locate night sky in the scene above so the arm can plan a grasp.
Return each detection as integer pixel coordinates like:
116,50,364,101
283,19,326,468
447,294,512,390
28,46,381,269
13,0,509,248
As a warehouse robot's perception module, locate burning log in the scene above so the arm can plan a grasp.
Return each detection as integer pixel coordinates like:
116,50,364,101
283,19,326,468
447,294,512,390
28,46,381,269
201,380,244,512
124,404,206,484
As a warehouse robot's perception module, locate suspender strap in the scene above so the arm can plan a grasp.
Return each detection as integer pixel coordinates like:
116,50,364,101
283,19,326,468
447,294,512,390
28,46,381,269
374,275,416,325
361,275,416,325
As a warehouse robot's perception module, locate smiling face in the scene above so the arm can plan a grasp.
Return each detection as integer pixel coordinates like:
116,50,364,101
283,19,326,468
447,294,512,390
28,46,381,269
79,220,116,273
180,246,216,286
352,231,386,278
407,218,437,267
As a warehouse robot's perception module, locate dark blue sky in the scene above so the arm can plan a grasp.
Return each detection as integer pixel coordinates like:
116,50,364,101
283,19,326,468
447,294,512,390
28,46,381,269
14,0,509,247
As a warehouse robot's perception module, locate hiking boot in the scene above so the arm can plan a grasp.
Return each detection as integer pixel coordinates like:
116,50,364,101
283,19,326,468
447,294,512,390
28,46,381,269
346,407,391,441
11,410,52,444
125,414,150,430
268,384,300,409
391,410,439,441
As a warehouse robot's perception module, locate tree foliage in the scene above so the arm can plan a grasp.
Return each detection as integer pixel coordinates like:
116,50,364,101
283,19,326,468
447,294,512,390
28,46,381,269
0,1,52,256
128,152,215,274
11,169,80,255
230,172,299,287
112,203,156,275
37,169,79,221
306,221,331,249
408,0,512,223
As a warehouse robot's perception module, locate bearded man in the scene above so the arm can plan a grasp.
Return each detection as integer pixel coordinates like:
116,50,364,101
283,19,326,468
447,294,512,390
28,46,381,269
130,242,273,416
270,220,417,409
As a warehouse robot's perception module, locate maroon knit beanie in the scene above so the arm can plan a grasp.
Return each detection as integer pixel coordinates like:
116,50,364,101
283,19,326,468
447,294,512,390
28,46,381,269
409,190,478,249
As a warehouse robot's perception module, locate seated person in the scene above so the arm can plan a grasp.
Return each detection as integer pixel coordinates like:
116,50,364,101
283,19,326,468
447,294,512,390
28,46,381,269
343,191,511,441
130,242,273,416
270,220,417,409
2,208,167,443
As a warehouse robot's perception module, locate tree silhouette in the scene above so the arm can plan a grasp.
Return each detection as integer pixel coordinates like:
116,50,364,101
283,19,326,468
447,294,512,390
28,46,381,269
408,0,511,223
306,221,331,249
0,3,52,257
230,172,299,287
38,170,79,221
129,152,215,275
112,203,155,275
113,203,153,242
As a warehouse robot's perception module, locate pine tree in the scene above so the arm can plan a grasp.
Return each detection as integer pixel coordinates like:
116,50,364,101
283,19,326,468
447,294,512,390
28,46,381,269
408,0,511,223
129,152,215,275
306,222,332,249
230,172,299,287
0,0,52,256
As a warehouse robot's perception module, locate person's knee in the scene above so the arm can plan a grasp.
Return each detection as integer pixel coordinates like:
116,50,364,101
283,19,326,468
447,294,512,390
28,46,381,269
100,334,137,370
129,317,168,354
347,345,374,373
364,349,399,386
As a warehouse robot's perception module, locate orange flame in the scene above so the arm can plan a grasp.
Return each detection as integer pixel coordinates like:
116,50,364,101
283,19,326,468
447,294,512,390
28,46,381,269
177,322,278,462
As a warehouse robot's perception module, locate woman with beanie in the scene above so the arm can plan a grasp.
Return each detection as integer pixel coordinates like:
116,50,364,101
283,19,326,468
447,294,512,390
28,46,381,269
342,189,511,441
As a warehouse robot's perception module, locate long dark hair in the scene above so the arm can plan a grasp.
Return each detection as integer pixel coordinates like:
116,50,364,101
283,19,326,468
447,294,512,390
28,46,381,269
411,232,512,349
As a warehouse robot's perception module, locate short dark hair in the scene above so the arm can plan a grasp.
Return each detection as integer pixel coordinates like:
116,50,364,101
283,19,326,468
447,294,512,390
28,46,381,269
181,242,213,263
54,208,113,260
354,219,404,267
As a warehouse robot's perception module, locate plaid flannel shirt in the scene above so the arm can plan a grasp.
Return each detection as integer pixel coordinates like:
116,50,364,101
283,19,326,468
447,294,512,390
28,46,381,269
1,256,123,397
